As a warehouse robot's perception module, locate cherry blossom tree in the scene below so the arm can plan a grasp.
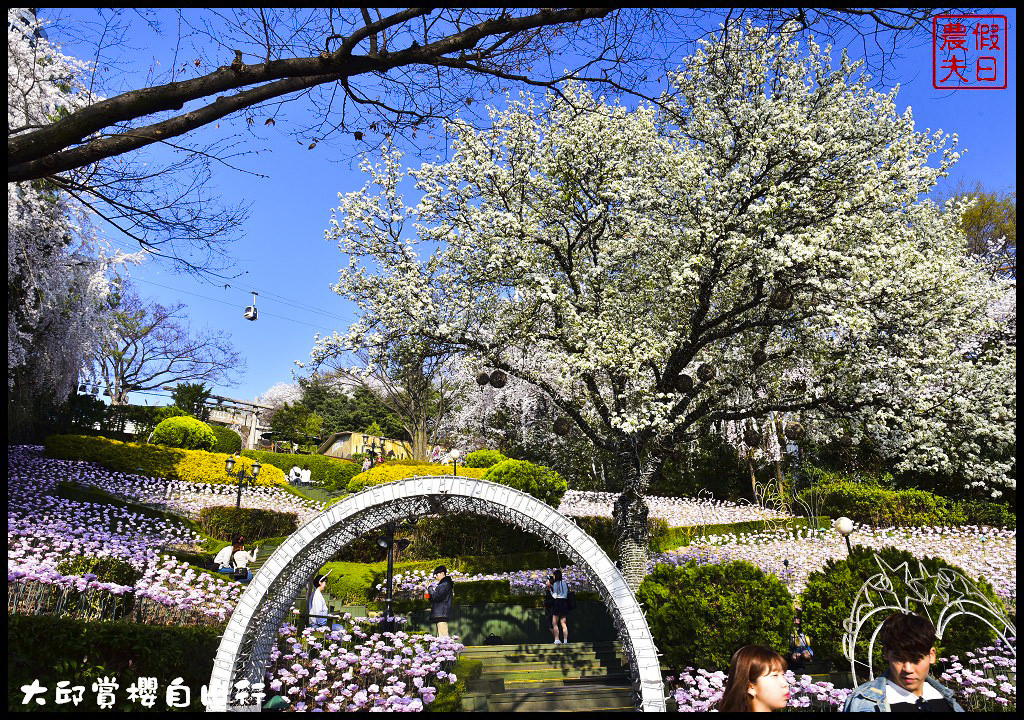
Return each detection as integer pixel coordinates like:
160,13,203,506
8,8,139,440
319,24,1014,588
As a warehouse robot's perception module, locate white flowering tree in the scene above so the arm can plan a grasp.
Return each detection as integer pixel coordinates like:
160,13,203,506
8,9,139,439
319,25,1015,588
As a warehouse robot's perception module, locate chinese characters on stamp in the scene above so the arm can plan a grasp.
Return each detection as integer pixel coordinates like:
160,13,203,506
933,14,1008,89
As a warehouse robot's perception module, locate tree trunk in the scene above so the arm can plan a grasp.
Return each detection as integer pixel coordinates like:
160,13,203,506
611,441,652,592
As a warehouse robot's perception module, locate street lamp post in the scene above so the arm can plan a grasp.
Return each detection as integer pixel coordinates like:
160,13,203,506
836,516,855,556
225,455,261,509
375,522,412,632
362,434,388,464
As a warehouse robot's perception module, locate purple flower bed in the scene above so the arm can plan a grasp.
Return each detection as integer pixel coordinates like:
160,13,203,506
667,667,850,711
265,617,462,711
8,445,244,621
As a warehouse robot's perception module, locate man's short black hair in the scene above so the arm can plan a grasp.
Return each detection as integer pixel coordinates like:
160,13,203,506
879,612,936,661
433,565,447,576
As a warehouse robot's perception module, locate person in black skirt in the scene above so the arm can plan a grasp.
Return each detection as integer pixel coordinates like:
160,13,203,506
550,569,570,644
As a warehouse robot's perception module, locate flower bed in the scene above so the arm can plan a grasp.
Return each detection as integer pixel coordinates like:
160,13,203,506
667,668,850,711
265,617,462,711
558,489,791,526
8,446,246,622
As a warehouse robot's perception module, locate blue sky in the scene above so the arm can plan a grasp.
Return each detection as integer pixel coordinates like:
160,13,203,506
39,9,1016,407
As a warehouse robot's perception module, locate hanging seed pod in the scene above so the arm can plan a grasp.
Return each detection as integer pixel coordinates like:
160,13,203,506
837,434,855,448
675,373,694,393
743,428,762,446
553,418,572,436
789,379,807,394
784,422,805,441
769,289,794,310
697,363,717,381
753,350,768,367
475,371,491,386
488,369,507,388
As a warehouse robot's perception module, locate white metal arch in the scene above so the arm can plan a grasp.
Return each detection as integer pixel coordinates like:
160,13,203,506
208,475,667,711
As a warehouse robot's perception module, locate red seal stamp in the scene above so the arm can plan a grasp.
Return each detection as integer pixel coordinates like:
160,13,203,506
933,14,1008,89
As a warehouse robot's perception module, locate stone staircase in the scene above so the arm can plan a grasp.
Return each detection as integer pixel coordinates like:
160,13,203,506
460,641,635,712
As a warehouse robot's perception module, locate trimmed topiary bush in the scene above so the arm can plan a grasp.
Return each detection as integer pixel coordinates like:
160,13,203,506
198,506,299,542
56,555,142,588
463,449,508,469
151,415,217,451
483,459,567,507
800,545,1005,669
209,424,243,454
639,560,794,671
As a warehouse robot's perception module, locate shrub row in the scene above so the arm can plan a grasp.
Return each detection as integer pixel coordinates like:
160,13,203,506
346,463,488,493
7,615,222,712
345,458,567,508
462,449,507,468
801,481,1015,528
639,546,1007,674
198,506,299,543
242,449,361,492
44,434,286,486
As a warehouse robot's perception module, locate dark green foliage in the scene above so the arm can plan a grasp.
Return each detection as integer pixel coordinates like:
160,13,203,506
56,556,142,588
638,560,794,671
952,499,1015,529
483,458,567,507
198,506,298,542
171,382,212,421
426,656,483,713
208,424,243,454
649,433,754,501
7,615,222,712
241,449,360,491
800,546,1005,669
463,449,507,468
300,379,409,441
151,415,217,451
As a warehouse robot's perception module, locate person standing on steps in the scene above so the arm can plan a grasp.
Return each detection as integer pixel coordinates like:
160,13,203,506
543,575,557,643
550,568,570,644
425,565,454,638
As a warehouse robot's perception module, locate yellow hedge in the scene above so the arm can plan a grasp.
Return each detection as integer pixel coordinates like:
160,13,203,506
44,434,286,486
347,463,487,493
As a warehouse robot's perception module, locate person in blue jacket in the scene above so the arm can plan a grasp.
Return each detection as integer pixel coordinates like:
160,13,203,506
844,612,963,712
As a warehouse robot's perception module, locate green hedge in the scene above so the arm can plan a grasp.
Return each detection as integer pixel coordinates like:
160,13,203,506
483,459,567,507
209,424,243,454
800,481,1016,528
655,517,832,551
7,615,223,712
639,559,794,671
241,449,360,492
44,435,286,486
463,449,507,469
198,506,298,543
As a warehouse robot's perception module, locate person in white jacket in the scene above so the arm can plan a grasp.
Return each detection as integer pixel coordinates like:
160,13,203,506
213,544,235,572
231,544,258,581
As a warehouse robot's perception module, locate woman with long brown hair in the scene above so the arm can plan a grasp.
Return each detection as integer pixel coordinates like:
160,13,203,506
718,645,791,712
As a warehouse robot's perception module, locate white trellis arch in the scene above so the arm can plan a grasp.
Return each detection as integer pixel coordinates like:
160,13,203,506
208,475,667,711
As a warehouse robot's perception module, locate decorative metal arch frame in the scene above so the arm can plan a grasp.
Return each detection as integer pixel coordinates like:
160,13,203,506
843,555,1016,686
208,476,667,711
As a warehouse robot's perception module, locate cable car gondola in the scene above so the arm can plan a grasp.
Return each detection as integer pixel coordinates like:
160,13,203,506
244,291,258,321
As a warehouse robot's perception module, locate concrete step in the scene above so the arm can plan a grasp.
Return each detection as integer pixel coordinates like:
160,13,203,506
484,684,634,712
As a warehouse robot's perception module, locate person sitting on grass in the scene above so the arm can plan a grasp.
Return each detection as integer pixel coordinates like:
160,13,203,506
213,543,235,572
843,611,964,712
231,543,258,582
